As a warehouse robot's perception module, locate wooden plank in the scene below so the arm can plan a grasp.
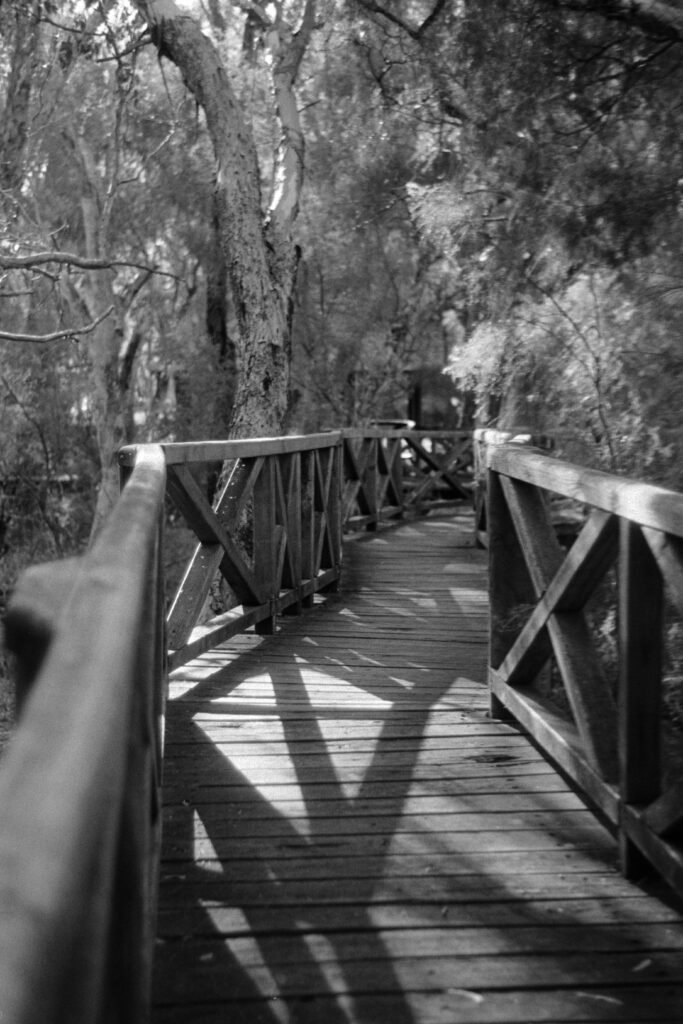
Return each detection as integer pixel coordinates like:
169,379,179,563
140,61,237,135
0,445,167,1024
491,444,683,538
497,476,618,781
152,986,683,1024
154,946,683,1000
153,511,683,1024
166,464,262,607
619,520,664,878
119,432,342,467
489,668,619,825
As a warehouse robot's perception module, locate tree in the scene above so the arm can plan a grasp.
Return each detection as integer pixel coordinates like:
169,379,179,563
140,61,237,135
135,0,317,439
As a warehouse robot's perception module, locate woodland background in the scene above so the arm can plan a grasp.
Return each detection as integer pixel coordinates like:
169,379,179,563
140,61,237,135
2,0,683,734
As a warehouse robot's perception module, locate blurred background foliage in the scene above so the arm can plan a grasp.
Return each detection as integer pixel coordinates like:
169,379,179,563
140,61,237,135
1,0,683,610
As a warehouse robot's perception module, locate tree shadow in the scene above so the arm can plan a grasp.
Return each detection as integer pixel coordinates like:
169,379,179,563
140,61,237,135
152,517,683,1023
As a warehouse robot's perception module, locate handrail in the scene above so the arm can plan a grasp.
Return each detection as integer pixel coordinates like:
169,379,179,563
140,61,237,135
0,426,473,1020
0,445,166,1024
119,428,473,669
484,438,683,897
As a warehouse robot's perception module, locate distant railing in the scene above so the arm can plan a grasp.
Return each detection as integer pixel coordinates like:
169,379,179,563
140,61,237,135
0,426,471,1021
0,445,166,1024
484,438,683,897
117,429,473,670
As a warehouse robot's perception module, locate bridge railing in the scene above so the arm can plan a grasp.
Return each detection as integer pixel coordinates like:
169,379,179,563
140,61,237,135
0,445,166,1024
118,429,473,670
0,426,471,1021
485,439,683,897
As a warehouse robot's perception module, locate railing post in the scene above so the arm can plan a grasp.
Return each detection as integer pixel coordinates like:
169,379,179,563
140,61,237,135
485,432,549,720
253,457,277,634
365,437,379,531
282,452,303,616
487,466,538,720
301,449,316,609
320,438,343,593
618,519,663,879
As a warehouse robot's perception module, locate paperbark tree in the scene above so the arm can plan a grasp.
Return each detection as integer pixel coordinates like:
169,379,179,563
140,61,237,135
136,0,316,438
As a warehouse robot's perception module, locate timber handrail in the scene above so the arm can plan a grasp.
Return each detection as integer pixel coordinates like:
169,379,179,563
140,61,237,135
485,438,683,898
0,426,472,1021
119,428,473,669
0,445,166,1024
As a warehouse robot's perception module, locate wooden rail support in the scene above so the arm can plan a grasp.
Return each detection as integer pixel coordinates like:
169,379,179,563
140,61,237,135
486,437,683,898
618,519,664,879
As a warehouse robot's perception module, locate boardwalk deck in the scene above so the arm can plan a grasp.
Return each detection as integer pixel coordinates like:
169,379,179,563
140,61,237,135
153,511,683,1024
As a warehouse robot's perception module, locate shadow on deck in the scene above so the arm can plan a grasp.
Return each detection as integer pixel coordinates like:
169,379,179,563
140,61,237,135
152,511,683,1024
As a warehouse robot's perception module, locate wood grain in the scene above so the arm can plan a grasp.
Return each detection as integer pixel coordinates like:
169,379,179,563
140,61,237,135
153,512,683,1023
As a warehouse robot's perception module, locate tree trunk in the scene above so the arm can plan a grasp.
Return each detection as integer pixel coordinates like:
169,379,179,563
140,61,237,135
0,1,41,194
137,0,315,439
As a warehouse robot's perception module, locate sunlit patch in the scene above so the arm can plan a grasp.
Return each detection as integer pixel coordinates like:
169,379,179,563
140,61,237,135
193,810,223,873
300,930,346,992
388,676,415,689
410,596,437,609
448,587,488,603
200,903,293,1024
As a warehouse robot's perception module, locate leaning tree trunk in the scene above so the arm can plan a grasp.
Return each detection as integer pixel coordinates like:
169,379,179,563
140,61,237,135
137,0,315,439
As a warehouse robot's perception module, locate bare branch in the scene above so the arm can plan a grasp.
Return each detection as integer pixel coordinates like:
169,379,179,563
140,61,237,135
0,304,115,343
0,249,180,280
355,0,420,39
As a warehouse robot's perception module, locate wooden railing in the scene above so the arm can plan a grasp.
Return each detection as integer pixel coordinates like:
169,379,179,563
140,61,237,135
0,426,471,1022
0,445,166,1024
118,429,473,670
484,438,683,897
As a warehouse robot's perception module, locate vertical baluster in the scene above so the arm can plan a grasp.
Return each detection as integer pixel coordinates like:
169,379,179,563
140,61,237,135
282,452,303,615
391,435,404,515
618,519,663,878
487,467,537,720
366,437,379,531
253,457,277,634
321,440,342,594
301,449,315,608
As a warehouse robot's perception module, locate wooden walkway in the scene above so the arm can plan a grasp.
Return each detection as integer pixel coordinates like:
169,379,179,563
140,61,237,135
153,512,683,1023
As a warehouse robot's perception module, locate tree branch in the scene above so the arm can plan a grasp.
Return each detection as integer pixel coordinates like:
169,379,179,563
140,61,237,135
355,0,420,39
0,249,179,279
0,305,114,343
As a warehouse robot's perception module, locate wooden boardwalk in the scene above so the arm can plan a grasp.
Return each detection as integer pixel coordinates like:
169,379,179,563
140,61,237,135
153,512,683,1023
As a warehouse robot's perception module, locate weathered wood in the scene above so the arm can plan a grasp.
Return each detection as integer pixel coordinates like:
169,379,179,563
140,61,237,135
119,432,342,467
153,512,683,1024
491,443,683,536
0,444,167,1024
166,463,263,607
619,520,664,878
486,468,543,718
489,667,620,825
486,437,683,895
494,477,621,774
